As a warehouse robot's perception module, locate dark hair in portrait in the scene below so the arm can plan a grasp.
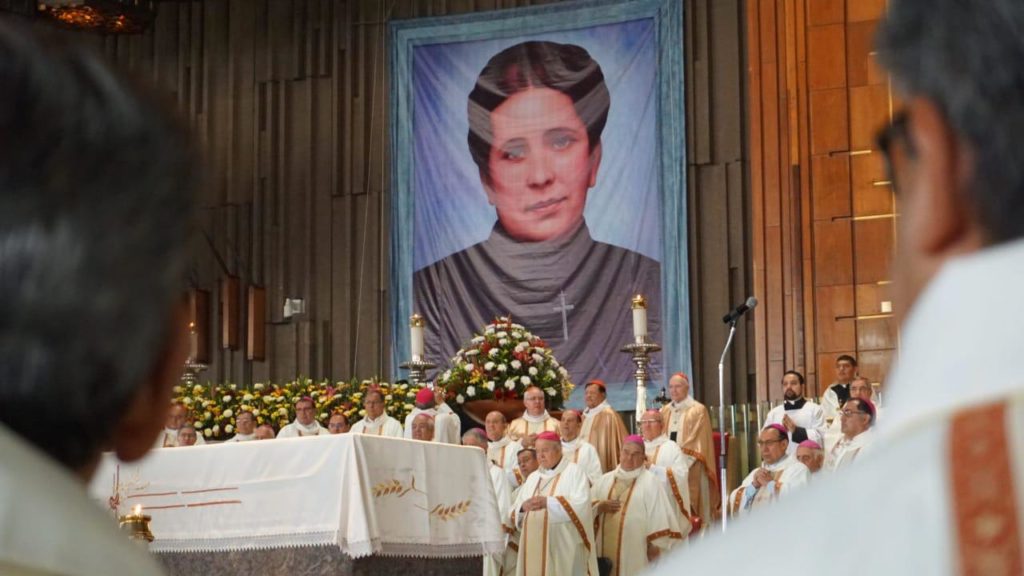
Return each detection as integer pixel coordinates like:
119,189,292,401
467,40,610,182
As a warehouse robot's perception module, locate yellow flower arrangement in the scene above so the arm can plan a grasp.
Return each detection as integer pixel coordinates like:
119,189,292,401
173,377,424,440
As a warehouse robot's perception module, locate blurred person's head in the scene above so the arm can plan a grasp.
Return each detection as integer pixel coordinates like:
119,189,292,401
835,356,857,384
235,411,255,435
796,440,825,473
534,431,563,470
782,371,805,401
850,377,874,401
166,403,188,431
363,389,385,419
559,409,582,441
517,448,539,477
668,373,690,402
411,413,435,441
294,397,315,426
327,412,349,434
461,428,489,451
0,22,198,479
638,409,664,441
254,425,275,440
523,386,546,417
758,425,789,465
584,380,606,409
485,410,508,441
177,426,197,447
877,0,1024,318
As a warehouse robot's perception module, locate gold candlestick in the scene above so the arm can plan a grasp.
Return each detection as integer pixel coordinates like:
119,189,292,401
119,504,154,544
623,294,661,424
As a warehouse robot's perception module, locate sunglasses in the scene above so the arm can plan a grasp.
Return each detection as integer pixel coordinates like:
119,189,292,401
875,109,910,193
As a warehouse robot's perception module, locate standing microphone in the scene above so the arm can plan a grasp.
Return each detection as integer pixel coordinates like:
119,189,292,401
722,296,758,324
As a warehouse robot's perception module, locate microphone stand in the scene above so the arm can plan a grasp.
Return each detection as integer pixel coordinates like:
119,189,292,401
717,318,738,533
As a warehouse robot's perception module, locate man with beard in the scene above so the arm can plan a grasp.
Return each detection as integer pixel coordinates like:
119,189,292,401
763,370,826,454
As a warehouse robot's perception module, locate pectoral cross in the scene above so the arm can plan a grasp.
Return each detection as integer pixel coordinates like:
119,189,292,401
552,290,575,341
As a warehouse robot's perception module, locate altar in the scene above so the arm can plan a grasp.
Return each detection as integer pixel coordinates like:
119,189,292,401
88,435,504,575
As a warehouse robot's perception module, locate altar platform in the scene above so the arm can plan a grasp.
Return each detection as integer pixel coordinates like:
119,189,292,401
89,435,504,575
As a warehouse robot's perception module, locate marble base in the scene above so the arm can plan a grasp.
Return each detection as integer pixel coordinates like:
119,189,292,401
157,547,483,576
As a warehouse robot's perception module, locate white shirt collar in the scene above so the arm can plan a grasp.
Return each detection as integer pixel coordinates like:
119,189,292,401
645,435,669,449
584,401,610,416
670,397,696,410
489,435,511,448
886,238,1024,434
522,410,550,423
293,420,322,433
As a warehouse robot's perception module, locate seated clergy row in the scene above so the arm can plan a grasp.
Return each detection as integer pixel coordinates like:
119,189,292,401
730,368,878,517
157,387,410,447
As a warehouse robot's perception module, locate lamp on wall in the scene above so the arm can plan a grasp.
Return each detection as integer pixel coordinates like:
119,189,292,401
37,0,156,34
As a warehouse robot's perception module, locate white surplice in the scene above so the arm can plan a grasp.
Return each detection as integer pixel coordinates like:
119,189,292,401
224,432,254,442
0,424,165,576
561,437,603,486
402,407,459,444
155,427,206,448
484,461,513,576
647,238,1024,576
350,414,403,437
763,399,826,454
591,467,683,576
510,458,598,576
644,435,692,536
488,435,522,471
826,429,875,471
728,452,810,517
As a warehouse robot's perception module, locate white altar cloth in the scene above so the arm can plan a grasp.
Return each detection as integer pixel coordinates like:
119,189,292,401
89,435,504,558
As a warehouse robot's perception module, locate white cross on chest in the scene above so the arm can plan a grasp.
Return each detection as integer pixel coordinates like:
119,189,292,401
552,290,575,341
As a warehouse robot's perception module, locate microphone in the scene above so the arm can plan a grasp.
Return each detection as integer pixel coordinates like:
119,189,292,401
722,297,758,324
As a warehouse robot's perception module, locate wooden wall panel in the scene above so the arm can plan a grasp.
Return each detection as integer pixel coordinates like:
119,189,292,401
750,0,897,399
811,155,851,219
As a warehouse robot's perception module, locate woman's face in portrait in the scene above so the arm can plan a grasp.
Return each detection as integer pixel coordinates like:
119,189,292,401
484,87,602,242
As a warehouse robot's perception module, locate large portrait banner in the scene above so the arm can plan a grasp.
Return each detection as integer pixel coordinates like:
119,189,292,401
390,0,689,407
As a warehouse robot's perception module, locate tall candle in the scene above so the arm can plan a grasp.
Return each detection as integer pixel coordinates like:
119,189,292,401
188,321,197,361
410,313,425,361
631,294,647,344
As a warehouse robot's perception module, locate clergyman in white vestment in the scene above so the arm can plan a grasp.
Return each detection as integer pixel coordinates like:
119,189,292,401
591,437,683,575
729,424,810,516
559,409,603,486
277,397,329,438
349,389,403,437
510,432,598,576
639,409,693,536
762,371,826,454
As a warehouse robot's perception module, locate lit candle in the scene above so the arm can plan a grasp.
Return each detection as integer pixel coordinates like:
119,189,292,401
132,504,142,517
188,321,197,361
631,294,647,344
410,313,425,361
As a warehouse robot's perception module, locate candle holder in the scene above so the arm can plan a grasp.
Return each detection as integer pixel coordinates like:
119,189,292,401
399,359,437,388
180,357,208,387
621,339,662,423
119,506,154,544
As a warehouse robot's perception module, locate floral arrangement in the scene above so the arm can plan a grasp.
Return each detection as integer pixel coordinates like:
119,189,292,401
436,316,574,410
173,378,421,441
